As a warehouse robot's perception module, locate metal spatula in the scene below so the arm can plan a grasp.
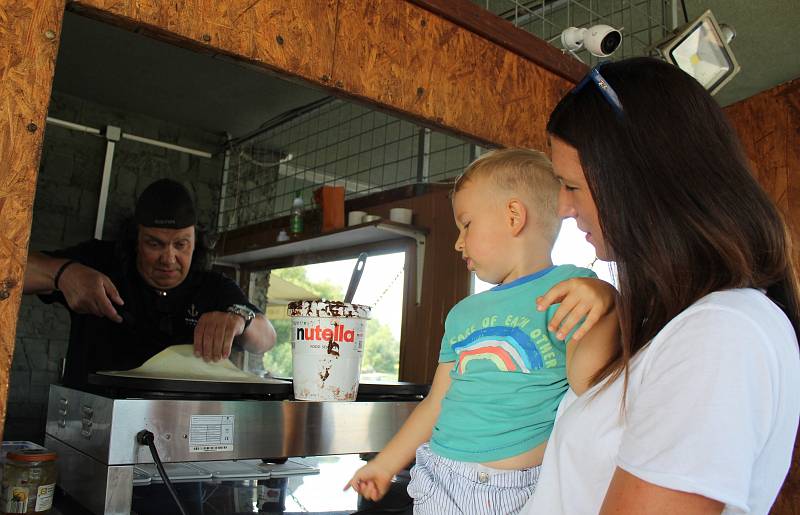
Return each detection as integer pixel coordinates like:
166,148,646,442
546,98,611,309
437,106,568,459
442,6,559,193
344,253,368,303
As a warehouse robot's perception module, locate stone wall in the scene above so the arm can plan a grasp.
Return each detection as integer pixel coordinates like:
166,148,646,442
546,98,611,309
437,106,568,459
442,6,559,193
5,91,224,442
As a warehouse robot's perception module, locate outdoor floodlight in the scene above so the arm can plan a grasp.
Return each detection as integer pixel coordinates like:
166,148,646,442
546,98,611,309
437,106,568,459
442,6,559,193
655,10,740,95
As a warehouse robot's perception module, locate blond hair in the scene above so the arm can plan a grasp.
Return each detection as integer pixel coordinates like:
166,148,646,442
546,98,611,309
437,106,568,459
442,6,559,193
454,148,561,243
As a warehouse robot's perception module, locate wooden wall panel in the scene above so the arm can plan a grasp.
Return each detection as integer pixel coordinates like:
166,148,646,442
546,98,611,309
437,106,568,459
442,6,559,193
725,79,800,275
725,81,794,214
724,78,800,515
0,0,64,440
333,0,574,150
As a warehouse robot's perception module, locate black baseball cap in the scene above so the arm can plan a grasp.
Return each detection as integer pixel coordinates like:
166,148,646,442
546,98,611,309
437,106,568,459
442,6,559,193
134,179,197,229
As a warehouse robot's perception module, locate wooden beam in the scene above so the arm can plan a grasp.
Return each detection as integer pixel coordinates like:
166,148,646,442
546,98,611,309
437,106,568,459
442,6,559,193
408,0,587,83
0,0,65,440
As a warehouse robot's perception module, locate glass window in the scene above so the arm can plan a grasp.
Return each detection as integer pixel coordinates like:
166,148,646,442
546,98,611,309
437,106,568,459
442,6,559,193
472,218,616,294
253,252,406,381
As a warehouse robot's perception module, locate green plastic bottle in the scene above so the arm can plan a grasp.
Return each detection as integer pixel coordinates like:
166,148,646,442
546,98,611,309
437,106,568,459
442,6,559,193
290,192,304,235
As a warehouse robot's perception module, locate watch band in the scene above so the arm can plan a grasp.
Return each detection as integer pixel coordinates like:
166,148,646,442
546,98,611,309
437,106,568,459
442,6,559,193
227,304,255,331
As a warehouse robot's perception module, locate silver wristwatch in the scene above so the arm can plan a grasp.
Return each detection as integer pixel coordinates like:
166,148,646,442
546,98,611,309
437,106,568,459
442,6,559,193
227,304,255,330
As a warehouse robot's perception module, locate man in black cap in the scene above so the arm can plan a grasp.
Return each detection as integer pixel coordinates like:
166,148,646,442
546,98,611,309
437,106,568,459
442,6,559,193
24,178,276,388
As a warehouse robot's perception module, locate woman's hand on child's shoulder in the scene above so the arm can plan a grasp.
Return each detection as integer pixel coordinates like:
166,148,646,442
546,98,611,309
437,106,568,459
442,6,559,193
345,460,394,501
537,277,617,342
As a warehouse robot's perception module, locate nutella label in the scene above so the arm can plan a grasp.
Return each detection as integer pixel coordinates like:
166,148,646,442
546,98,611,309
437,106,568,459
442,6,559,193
289,301,370,401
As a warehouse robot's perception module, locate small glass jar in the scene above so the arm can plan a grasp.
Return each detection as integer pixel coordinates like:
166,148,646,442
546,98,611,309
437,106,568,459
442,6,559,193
1,449,57,514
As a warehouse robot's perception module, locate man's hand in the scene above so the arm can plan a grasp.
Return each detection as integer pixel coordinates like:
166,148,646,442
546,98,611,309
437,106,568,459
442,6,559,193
59,263,124,323
193,311,245,362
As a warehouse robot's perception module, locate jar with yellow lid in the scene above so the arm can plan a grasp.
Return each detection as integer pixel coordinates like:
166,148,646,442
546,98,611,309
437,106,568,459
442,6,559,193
1,449,57,514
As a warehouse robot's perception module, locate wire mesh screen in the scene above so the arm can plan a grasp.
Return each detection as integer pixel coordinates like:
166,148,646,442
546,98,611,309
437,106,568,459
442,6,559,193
217,99,479,232
471,0,673,66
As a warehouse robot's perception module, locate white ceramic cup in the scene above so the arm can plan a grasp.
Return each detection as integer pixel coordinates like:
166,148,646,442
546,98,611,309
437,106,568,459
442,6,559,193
389,208,413,224
347,211,367,226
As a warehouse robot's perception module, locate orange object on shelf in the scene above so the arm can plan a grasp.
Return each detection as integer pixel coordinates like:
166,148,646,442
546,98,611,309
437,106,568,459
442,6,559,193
314,186,345,233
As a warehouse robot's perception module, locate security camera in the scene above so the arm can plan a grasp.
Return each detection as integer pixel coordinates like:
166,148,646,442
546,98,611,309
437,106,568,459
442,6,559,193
561,24,622,57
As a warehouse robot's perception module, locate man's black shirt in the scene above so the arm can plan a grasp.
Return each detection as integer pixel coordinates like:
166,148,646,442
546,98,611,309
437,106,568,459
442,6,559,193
39,239,260,388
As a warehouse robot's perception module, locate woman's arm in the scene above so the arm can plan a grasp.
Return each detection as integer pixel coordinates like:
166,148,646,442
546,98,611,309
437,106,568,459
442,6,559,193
566,309,619,394
537,277,620,394
601,468,724,515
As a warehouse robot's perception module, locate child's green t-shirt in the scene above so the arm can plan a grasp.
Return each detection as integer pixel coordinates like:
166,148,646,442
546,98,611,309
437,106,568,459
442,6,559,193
431,264,596,463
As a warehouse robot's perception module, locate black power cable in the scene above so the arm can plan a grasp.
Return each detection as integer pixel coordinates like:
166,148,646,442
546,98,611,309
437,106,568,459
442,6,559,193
136,430,190,515
680,0,690,23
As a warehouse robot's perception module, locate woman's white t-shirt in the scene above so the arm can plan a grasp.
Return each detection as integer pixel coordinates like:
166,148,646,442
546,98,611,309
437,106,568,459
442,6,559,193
522,289,800,514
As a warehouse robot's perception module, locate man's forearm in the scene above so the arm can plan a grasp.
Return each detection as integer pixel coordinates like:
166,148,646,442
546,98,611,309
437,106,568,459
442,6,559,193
239,315,277,354
23,252,69,294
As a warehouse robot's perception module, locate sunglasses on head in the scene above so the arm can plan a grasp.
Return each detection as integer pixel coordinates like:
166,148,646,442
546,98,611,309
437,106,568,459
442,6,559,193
573,63,624,117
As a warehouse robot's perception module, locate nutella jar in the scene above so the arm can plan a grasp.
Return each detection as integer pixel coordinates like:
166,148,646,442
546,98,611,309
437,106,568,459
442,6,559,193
1,449,57,514
288,300,371,401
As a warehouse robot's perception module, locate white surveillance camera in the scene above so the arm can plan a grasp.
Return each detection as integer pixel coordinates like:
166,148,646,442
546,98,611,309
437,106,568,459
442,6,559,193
561,27,586,52
585,25,622,56
561,24,622,57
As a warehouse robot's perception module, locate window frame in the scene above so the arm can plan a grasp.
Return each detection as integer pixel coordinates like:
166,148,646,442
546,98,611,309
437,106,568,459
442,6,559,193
238,238,414,379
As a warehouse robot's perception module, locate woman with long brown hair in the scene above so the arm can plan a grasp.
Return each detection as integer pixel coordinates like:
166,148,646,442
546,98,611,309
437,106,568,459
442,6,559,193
523,57,800,514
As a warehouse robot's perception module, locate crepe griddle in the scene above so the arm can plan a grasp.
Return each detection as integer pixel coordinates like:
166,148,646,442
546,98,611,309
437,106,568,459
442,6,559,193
89,373,429,399
356,381,429,399
89,372,293,396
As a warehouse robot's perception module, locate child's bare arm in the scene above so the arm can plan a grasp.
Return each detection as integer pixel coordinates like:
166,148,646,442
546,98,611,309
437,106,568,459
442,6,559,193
345,362,454,500
537,277,620,395
537,277,616,341
370,362,453,471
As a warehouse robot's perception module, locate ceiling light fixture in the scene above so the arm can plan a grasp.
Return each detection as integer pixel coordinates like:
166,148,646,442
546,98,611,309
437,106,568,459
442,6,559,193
654,10,740,95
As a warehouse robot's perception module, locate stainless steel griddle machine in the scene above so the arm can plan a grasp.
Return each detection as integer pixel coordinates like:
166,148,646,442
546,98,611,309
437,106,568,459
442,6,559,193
44,377,425,514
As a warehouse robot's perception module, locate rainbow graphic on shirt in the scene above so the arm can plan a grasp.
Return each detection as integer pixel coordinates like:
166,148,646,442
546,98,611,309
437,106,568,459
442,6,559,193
452,326,544,375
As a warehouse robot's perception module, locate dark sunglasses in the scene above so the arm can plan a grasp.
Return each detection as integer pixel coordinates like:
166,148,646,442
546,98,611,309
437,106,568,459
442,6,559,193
573,63,624,117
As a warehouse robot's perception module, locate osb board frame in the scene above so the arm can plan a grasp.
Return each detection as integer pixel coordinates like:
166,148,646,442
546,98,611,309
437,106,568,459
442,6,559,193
0,0,65,441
